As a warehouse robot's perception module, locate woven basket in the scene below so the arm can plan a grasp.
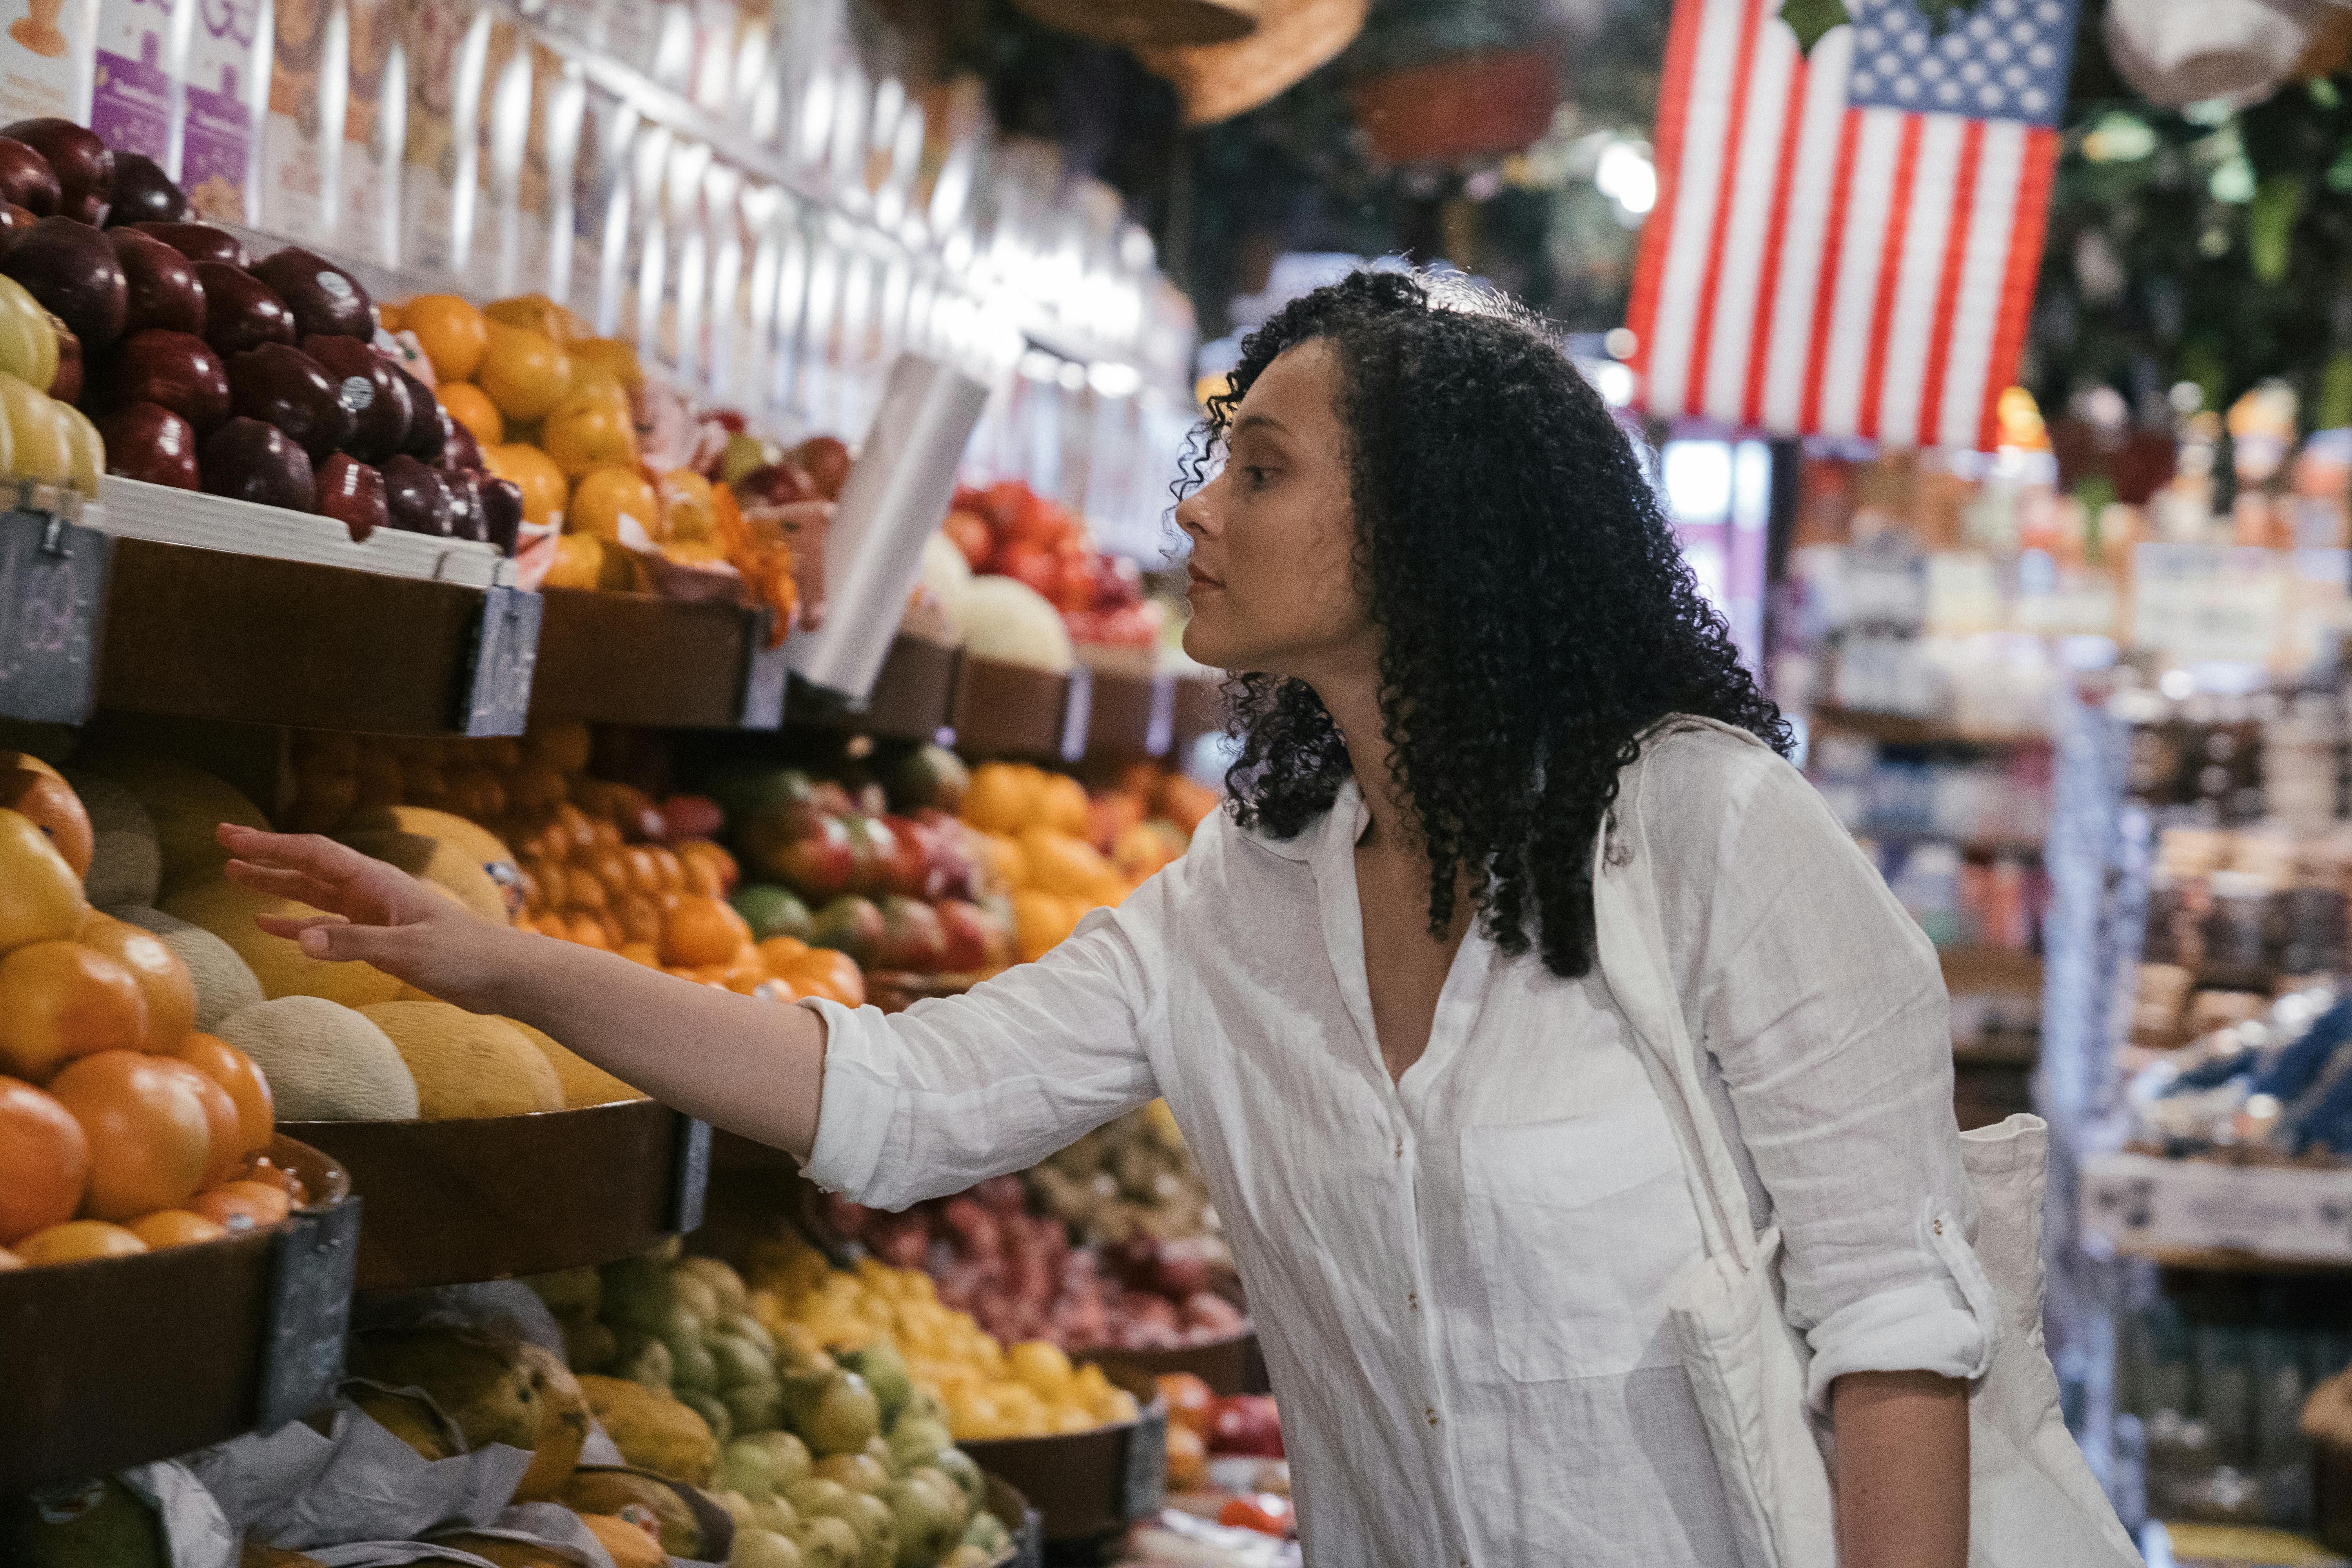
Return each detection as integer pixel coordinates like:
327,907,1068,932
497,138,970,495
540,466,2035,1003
1014,0,1261,49
1139,0,1368,125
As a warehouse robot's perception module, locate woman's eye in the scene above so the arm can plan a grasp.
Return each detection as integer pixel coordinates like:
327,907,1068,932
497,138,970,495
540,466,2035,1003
1242,466,1274,488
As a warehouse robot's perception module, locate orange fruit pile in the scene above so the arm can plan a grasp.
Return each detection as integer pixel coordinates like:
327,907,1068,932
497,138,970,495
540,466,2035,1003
957,762,1207,962
0,755,287,1270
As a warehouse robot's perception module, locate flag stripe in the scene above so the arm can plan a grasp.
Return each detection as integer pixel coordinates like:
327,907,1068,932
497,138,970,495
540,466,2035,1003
1878,114,1967,447
1697,9,1792,421
1622,0,1709,382
1932,118,2018,450
1760,25,1855,432
1642,0,1749,414
1816,109,1902,437
1856,113,1924,441
1740,42,1812,426
1979,124,2058,450
1798,106,1866,433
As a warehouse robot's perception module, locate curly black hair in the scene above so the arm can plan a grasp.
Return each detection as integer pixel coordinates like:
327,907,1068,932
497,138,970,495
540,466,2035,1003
1184,269,1791,978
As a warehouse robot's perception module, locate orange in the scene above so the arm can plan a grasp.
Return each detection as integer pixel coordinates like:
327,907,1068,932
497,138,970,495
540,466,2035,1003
0,1074,87,1242
194,1179,292,1232
720,955,768,995
0,766,92,877
661,894,753,968
620,846,662,894
0,940,149,1082
13,1218,145,1264
961,764,1041,835
617,941,659,967
613,894,662,946
757,935,809,974
74,913,196,1055
154,1056,242,1188
485,293,585,343
659,470,715,543
541,389,638,477
0,807,84,955
477,320,572,421
171,1033,272,1167
1017,828,1117,899
753,976,801,1004
437,381,505,446
1039,773,1091,837
47,1051,211,1221
676,840,738,895
404,294,488,381
775,947,864,1007
1112,820,1177,881
564,873,608,913
645,847,684,892
533,913,571,940
566,913,610,949
129,1209,227,1249
487,442,570,528
568,466,661,544
569,336,643,391
973,831,1027,892
376,301,405,332
1013,890,1081,963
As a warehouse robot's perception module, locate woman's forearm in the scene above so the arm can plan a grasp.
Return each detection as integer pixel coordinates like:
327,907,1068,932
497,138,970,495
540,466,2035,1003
1831,1369,1969,1568
465,924,831,1161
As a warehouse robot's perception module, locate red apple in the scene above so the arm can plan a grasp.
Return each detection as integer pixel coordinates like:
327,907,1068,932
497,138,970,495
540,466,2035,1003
200,416,314,510
381,453,452,536
436,406,481,473
792,434,851,499
229,342,354,461
104,152,185,227
98,328,229,432
876,815,936,898
193,261,295,358
0,120,109,225
132,222,246,268
875,896,948,973
109,228,204,338
392,361,444,459
443,468,485,543
478,474,523,555
776,814,856,901
840,814,900,897
98,402,198,488
737,461,817,506
249,247,372,339
0,138,56,215
659,795,724,841
808,893,884,965
314,453,386,541
0,203,34,265
2,216,127,354
934,898,992,972
299,332,409,462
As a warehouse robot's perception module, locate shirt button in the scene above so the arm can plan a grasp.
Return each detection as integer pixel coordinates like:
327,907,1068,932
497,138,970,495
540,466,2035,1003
1394,1136,1403,1159
1408,1291,1418,1311
1425,1406,1439,1428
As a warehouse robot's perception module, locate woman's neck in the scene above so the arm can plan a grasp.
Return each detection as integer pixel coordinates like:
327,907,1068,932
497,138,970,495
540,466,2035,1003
1308,661,1410,853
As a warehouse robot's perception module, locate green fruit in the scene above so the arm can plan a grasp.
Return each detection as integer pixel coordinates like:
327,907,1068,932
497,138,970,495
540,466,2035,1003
733,1524,807,1568
677,1255,751,1316
882,744,969,814
720,1435,786,1500
960,1509,1011,1555
620,1334,675,1390
562,1315,620,1372
725,1378,785,1434
838,1343,913,1428
673,1271,722,1325
812,1452,889,1495
668,1328,719,1394
681,1388,735,1445
930,1448,985,1512
886,1474,967,1568
788,1514,858,1568
600,1254,675,1333
733,1427,811,1492
885,1413,951,1474
782,1368,882,1456
722,432,776,488
905,1466,969,1531
785,1478,854,1521
734,883,815,942
721,1311,777,1356
831,1491,896,1559
711,1333,775,1390
751,1494,801,1536
524,1265,601,1319
713,1488,759,1525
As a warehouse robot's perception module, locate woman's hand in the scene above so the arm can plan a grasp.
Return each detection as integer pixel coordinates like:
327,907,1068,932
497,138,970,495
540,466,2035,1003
216,822,529,1014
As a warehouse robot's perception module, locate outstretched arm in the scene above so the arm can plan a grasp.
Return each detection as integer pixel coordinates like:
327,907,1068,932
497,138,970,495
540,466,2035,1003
217,823,830,1160
1833,1370,1969,1568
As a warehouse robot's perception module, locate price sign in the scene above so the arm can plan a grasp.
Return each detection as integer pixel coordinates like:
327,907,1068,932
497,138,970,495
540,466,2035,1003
739,607,789,729
256,1195,361,1430
0,507,110,725
461,586,543,736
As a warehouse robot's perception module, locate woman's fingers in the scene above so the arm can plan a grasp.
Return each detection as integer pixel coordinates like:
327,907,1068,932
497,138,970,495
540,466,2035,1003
223,861,348,911
295,919,421,966
252,912,350,940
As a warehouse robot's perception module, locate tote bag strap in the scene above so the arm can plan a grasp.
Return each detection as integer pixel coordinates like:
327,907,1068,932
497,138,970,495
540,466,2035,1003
1592,750,1766,1271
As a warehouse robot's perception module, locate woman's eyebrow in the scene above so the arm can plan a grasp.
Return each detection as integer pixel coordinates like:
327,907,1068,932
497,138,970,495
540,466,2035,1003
1232,413,1291,437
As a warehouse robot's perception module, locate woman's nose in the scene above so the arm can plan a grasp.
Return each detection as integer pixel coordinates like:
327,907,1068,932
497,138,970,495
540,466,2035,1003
1174,472,1217,539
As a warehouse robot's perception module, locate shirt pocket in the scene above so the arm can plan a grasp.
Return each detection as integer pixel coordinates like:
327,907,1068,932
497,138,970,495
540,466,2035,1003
1460,1091,1705,1383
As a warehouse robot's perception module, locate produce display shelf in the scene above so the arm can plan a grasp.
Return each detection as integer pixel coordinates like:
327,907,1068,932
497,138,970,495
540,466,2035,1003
1939,946,2043,995
528,587,789,730
959,1370,1167,1543
2081,1151,2352,1269
0,1136,358,1492
93,538,539,737
951,656,1082,760
95,477,515,588
984,1472,1045,1568
1810,706,2049,748
792,633,962,742
280,1101,710,1291
1087,1329,1263,1399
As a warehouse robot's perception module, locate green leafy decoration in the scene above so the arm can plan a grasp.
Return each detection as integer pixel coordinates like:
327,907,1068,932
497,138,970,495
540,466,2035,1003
1779,0,1850,53
1912,0,1989,34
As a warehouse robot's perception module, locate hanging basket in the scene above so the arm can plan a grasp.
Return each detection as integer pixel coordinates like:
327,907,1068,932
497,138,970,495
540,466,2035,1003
1350,48,1558,164
1138,0,1369,125
1014,0,1261,50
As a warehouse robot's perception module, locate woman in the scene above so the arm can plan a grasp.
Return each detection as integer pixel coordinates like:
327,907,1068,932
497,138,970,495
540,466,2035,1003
223,271,1984,1567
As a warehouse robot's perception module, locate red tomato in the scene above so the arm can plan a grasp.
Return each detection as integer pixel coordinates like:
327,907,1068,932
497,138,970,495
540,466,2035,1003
1218,1494,1293,1536
997,542,1065,604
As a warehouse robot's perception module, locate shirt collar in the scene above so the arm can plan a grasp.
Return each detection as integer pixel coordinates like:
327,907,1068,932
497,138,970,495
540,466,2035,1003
1237,776,1368,864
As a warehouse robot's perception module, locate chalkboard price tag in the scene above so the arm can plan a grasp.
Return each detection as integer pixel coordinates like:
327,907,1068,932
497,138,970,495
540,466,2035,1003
0,507,109,725
462,586,542,736
256,1194,360,1431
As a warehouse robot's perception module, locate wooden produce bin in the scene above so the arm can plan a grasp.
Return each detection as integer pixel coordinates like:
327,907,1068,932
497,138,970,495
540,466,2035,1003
952,657,1080,760
281,1101,709,1290
1086,1328,1261,1399
959,1368,1167,1543
529,588,789,730
0,1137,357,1490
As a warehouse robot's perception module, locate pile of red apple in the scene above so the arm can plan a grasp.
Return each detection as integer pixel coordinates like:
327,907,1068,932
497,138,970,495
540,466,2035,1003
824,1178,1249,1354
941,479,1158,648
720,764,1015,976
0,118,520,548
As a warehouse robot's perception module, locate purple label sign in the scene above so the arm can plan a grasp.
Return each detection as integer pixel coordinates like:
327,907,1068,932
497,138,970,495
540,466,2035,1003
91,25,170,159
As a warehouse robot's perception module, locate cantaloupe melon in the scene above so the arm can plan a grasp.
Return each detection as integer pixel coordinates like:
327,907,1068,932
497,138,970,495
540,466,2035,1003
216,995,419,1121
78,756,268,892
68,774,160,908
337,806,521,919
334,828,510,925
109,906,265,1030
160,875,404,1009
358,1001,563,1119
503,1016,646,1107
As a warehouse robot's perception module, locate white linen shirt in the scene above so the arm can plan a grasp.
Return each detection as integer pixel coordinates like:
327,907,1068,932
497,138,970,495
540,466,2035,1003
803,722,1992,1567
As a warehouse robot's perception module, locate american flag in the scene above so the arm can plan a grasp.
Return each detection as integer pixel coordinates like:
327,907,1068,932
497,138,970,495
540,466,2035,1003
1625,0,2076,452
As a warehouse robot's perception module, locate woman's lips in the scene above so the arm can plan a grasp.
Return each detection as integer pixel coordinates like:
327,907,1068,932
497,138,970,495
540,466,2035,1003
1187,564,1223,590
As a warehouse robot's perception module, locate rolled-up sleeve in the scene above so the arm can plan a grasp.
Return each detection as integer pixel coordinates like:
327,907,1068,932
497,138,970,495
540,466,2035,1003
800,869,1174,1211
1655,737,1994,1410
